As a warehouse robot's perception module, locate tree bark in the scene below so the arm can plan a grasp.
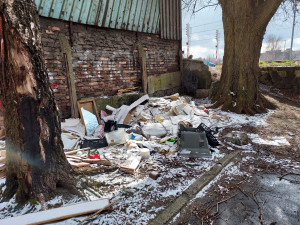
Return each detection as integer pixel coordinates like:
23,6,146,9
212,0,282,115
0,0,77,203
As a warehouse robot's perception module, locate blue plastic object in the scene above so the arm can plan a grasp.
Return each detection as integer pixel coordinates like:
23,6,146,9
205,61,216,67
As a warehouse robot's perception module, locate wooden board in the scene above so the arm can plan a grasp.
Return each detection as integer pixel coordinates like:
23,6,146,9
59,33,78,118
0,199,110,225
120,155,142,174
77,98,101,135
148,71,181,94
138,45,148,94
118,87,139,94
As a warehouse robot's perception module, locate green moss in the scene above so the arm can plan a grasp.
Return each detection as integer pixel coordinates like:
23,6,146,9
28,197,39,205
95,93,143,113
259,60,267,66
259,60,298,67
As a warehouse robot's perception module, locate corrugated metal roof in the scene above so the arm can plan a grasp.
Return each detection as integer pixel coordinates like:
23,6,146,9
35,0,160,34
160,0,181,40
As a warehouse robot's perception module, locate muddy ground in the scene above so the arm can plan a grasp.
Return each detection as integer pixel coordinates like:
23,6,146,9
172,92,300,225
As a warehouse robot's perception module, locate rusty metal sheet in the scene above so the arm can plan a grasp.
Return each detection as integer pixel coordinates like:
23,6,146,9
159,0,181,40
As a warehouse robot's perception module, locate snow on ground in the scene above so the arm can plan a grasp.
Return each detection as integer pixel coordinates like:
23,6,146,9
248,133,290,146
0,95,277,224
194,161,248,199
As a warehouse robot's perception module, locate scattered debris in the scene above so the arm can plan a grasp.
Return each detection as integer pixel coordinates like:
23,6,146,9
223,132,249,146
149,171,160,180
120,155,142,174
178,125,211,158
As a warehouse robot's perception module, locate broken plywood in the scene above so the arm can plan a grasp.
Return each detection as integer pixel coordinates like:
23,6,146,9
120,155,142,174
148,71,181,94
0,199,110,225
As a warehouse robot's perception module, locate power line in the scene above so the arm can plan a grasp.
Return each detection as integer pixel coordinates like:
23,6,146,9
193,38,215,42
191,21,222,28
192,27,224,34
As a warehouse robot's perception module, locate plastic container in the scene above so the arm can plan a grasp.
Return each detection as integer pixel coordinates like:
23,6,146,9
140,148,150,159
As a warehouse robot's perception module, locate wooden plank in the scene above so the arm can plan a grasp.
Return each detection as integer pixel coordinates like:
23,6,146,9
147,71,181,94
77,98,101,135
59,34,78,118
65,147,90,155
0,199,110,225
117,86,139,94
138,45,148,94
68,161,90,167
82,159,112,166
120,155,142,174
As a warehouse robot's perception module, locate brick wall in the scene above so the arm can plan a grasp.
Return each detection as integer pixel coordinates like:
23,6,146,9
40,17,180,118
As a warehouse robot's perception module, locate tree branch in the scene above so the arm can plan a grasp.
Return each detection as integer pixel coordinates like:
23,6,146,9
255,0,284,32
193,3,219,13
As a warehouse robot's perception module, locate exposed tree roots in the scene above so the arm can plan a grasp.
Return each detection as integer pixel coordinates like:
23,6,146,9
211,93,277,115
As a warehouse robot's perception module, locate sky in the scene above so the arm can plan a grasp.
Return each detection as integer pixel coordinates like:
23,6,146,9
182,3,300,60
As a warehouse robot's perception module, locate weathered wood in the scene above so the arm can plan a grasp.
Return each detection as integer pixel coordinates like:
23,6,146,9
117,87,139,94
77,199,120,225
77,98,101,135
138,45,148,94
148,71,181,94
65,147,90,155
0,199,110,225
81,159,112,166
120,155,142,174
68,161,91,168
59,33,78,118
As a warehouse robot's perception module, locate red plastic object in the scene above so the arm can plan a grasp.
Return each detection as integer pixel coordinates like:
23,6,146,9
51,82,58,89
204,108,208,113
89,153,101,159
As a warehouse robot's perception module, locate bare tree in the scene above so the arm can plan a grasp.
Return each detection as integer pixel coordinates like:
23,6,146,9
264,34,283,61
0,0,77,203
183,0,298,114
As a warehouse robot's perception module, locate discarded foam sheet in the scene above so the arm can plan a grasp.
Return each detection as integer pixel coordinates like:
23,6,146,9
104,95,149,124
0,199,110,225
120,155,142,174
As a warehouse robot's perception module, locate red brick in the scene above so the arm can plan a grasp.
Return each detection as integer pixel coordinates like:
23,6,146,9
52,26,61,31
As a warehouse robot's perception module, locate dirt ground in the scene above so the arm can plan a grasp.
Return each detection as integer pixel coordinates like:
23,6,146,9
172,92,300,225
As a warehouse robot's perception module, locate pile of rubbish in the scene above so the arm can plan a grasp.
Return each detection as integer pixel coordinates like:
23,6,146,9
62,94,220,173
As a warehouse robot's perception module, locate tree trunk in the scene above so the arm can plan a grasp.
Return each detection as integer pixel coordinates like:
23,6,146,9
0,0,77,203
212,0,283,115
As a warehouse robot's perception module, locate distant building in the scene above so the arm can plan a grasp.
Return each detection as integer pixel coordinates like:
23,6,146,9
260,49,300,61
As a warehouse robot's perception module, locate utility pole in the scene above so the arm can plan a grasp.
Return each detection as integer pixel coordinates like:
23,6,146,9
216,30,219,65
290,0,297,60
283,40,286,60
186,23,191,58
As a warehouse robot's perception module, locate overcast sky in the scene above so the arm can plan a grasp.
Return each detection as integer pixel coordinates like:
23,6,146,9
182,3,300,59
